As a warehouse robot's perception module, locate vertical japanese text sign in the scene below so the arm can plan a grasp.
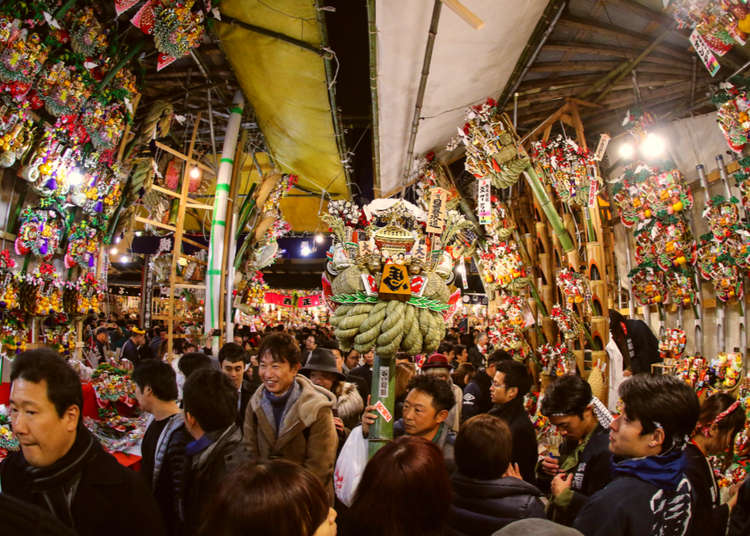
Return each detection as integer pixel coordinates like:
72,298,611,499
426,188,448,234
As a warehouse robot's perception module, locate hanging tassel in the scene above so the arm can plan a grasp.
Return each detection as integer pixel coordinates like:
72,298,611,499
94,200,103,213
45,178,57,191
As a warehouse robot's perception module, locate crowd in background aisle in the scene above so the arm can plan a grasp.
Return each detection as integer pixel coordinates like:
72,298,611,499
1,314,750,536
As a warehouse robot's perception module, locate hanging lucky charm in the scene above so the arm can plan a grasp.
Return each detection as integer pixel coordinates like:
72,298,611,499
629,262,667,306
15,207,63,260
659,328,687,361
65,221,99,270
152,1,205,60
455,98,529,189
530,135,597,206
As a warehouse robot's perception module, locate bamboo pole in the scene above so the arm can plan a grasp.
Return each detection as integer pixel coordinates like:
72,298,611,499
368,354,396,458
220,130,247,342
401,0,443,182
366,0,382,196
205,91,244,350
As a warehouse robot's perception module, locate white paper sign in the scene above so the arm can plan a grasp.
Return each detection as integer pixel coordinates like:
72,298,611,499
477,178,492,225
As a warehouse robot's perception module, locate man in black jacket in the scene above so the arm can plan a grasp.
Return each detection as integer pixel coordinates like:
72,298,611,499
182,368,251,534
349,347,374,399
218,342,255,428
120,327,153,366
489,360,537,484
0,349,165,536
574,375,699,536
467,331,488,369
537,375,613,526
448,414,545,535
462,349,511,421
133,360,190,536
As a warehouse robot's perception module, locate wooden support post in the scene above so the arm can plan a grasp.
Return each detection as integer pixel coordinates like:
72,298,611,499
167,113,202,356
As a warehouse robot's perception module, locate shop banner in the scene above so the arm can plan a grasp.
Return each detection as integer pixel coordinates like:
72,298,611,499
426,188,448,234
690,30,720,77
297,294,323,308
264,292,294,307
477,178,492,225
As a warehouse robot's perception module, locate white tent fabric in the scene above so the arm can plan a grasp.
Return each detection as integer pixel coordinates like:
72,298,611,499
374,0,549,196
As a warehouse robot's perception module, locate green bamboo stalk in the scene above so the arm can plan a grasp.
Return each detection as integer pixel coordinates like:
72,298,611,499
234,183,258,241
97,41,145,92
368,354,395,458
233,233,253,271
523,166,574,252
54,0,76,19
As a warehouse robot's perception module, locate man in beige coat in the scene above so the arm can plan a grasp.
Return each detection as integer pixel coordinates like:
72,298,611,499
243,332,338,501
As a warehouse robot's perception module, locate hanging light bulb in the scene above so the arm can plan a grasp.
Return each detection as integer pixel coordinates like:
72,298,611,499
189,166,201,179
110,247,118,254
67,168,84,186
314,233,325,244
120,255,130,263
300,241,312,257
640,132,666,160
618,143,635,160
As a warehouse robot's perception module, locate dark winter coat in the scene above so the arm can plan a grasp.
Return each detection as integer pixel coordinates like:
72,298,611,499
120,338,154,365
0,425,165,536
446,472,546,535
152,420,191,536
574,451,693,536
537,424,613,526
468,346,485,369
684,443,729,536
462,370,493,421
729,475,750,536
349,364,373,399
489,398,538,485
237,379,254,429
183,423,252,534
624,319,659,374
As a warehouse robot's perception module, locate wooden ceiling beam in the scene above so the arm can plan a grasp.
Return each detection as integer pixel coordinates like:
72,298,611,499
516,73,601,93
557,15,688,60
529,60,622,73
543,41,690,67
606,0,676,29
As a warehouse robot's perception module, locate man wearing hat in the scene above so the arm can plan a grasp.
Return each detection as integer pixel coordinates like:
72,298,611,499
421,353,463,432
120,327,154,366
301,348,364,441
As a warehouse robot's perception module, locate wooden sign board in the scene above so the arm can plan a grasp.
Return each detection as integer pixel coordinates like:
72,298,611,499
426,188,448,234
378,263,411,301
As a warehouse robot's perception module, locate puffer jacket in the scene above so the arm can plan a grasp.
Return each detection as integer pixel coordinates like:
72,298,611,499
143,413,191,536
447,473,546,536
183,423,252,535
243,374,338,502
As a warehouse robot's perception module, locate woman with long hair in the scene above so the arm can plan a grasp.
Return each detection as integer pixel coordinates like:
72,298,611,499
686,392,746,535
340,436,452,536
198,460,337,536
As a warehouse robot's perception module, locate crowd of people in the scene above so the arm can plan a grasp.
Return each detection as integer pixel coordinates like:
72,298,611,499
2,320,750,536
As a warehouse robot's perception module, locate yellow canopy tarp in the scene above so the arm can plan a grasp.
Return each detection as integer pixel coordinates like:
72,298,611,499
216,0,350,200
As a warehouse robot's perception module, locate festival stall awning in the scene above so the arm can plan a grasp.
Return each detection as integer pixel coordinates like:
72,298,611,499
373,0,550,196
215,0,351,200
